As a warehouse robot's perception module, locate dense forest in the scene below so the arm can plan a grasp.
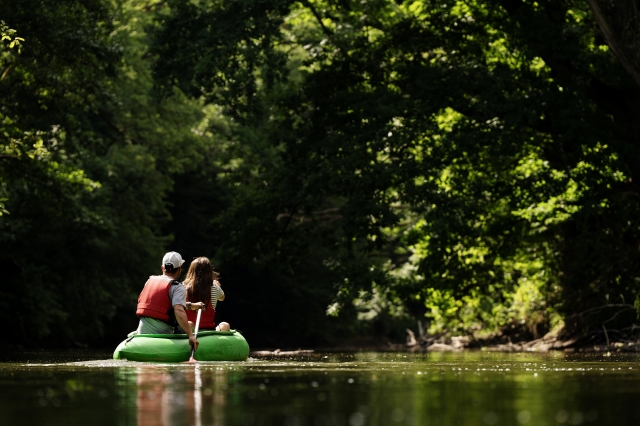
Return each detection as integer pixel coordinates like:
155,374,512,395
2,0,640,349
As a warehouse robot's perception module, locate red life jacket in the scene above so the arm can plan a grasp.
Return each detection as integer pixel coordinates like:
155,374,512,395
136,275,179,325
186,296,216,329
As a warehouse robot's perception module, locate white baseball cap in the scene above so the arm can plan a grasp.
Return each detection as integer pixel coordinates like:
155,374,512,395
162,251,185,270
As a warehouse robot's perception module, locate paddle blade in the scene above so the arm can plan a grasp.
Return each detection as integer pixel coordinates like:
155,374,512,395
183,348,197,363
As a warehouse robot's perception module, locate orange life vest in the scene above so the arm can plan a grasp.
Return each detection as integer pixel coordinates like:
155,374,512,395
186,297,216,329
136,275,179,325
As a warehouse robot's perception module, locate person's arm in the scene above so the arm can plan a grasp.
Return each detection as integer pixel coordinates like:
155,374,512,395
173,304,198,351
214,280,225,301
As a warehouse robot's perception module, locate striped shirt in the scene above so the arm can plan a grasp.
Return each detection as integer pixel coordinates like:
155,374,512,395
211,282,224,310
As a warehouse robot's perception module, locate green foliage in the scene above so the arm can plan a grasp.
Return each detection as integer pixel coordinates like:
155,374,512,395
0,0,209,345
3,0,640,347
0,20,24,52
150,0,640,341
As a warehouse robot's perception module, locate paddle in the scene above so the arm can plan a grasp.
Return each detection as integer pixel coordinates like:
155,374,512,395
187,307,203,363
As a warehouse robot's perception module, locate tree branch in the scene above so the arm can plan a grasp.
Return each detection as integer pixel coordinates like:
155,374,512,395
301,0,334,38
586,0,640,87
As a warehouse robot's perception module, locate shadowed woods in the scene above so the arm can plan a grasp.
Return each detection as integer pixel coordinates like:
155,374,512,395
2,0,640,351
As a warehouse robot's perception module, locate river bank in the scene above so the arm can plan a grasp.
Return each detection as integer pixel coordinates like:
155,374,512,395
250,329,640,357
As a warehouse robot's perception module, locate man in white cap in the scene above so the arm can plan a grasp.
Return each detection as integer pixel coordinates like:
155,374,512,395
135,251,199,351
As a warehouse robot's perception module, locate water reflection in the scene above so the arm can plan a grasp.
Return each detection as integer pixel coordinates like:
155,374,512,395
1,352,640,425
135,365,229,426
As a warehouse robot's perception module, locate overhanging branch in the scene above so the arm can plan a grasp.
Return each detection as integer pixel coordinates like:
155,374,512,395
586,0,640,87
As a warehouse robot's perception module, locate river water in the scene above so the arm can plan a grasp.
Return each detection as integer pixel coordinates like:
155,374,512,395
0,351,638,426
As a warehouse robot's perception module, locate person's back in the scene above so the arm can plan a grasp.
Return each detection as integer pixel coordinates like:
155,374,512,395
135,251,199,350
183,257,230,331
136,274,183,334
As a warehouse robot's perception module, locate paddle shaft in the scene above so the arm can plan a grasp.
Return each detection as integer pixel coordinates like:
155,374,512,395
188,308,203,361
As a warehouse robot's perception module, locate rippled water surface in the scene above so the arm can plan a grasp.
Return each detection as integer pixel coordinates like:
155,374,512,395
1,351,639,425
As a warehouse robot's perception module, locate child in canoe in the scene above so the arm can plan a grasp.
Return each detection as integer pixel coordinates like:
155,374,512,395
183,256,230,332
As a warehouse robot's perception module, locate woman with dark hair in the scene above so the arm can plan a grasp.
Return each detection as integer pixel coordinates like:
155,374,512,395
183,257,230,331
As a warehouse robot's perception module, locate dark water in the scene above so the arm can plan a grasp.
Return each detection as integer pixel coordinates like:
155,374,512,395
1,351,639,426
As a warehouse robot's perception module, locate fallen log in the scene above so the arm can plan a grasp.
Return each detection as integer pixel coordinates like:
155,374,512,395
250,349,315,356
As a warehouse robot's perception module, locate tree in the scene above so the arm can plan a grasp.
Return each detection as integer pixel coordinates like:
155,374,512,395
151,0,640,341
587,0,640,87
0,0,208,345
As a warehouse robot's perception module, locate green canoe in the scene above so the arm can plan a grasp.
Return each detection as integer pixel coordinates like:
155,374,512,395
113,330,250,362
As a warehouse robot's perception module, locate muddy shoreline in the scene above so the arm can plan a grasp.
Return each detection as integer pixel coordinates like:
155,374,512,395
250,332,640,356
249,342,640,356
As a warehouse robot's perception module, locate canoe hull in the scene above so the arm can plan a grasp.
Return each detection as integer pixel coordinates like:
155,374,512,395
113,330,250,362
